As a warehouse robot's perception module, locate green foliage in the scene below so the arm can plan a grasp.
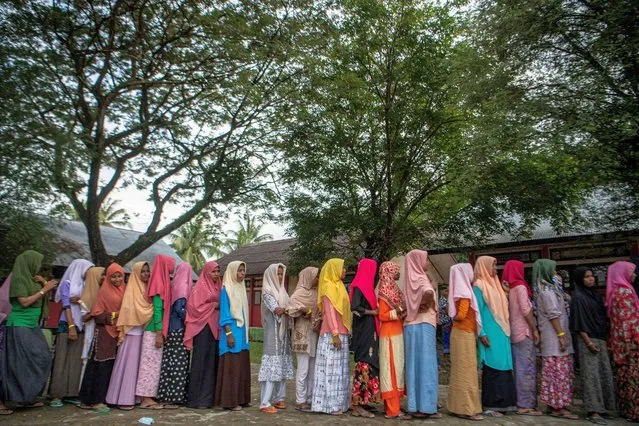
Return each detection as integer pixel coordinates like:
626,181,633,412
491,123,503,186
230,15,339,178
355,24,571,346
0,0,322,265
281,0,585,266
0,207,57,278
474,0,639,227
224,210,273,251
170,214,226,270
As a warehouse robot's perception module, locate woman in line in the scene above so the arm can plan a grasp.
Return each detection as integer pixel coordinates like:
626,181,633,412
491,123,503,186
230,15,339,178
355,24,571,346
215,261,251,410
570,266,616,424
106,262,152,410
79,262,125,412
49,259,94,408
502,260,541,416
403,249,441,419
0,273,12,415
184,261,222,408
136,254,176,409
606,261,639,422
473,256,517,417
311,258,351,416
349,258,381,418
533,259,578,420
258,263,294,414
157,262,192,407
446,263,483,421
377,261,410,420
0,251,57,410
79,266,105,385
285,266,320,411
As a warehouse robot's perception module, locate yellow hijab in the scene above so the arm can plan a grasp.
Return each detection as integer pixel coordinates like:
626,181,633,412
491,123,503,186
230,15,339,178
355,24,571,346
317,258,352,331
117,262,154,341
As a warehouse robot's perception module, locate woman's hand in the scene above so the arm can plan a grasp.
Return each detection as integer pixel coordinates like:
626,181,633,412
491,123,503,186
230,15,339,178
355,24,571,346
155,331,164,348
331,334,342,350
274,307,286,316
480,336,490,347
532,329,540,346
559,335,568,352
70,296,81,304
42,280,58,293
68,327,78,341
587,341,600,354
226,333,235,348
367,309,378,316
211,301,219,310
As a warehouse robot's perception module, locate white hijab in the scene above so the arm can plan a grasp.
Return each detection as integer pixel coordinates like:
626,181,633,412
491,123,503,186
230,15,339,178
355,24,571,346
262,263,289,338
222,261,249,340
54,259,94,331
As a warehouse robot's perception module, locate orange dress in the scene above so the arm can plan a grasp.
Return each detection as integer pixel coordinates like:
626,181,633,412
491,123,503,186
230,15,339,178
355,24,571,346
378,299,405,417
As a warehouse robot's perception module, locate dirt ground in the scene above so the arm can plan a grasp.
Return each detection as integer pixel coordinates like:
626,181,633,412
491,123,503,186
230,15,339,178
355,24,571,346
2,363,627,426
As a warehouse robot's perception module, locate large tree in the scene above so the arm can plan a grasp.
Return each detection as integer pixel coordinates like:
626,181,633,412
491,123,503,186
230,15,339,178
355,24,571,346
0,0,319,265
474,0,639,227
280,0,585,267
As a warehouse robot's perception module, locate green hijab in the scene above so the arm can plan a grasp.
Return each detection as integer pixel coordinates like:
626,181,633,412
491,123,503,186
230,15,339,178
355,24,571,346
9,250,47,317
532,259,559,297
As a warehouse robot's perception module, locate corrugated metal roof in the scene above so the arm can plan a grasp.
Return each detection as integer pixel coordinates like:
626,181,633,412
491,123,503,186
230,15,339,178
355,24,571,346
216,238,296,276
47,219,184,273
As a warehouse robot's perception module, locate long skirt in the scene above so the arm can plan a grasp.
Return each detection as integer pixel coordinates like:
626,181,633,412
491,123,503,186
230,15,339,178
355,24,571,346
447,328,481,416
616,343,639,421
106,333,143,406
135,331,163,398
0,326,51,403
512,337,537,409
79,357,115,405
187,325,218,408
157,329,190,404
380,333,405,417
481,365,517,411
351,361,381,406
215,350,251,408
311,333,350,414
50,331,85,399
539,355,574,410
404,323,438,414
578,338,616,415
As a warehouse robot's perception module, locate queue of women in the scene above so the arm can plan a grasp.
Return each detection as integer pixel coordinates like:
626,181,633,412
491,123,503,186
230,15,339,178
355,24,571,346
0,249,637,424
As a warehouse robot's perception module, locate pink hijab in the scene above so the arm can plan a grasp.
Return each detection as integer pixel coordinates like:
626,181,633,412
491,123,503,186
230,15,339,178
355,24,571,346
184,261,221,348
404,249,435,323
448,263,482,335
349,258,379,334
606,261,639,316
0,274,12,323
146,255,176,337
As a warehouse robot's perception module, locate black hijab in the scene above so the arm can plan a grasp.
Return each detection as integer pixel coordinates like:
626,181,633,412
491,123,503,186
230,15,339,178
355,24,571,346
630,257,639,296
569,266,607,339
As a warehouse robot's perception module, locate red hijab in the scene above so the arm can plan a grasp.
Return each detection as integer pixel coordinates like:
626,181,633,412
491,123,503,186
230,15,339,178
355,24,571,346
502,260,532,298
146,255,176,337
91,263,126,338
349,258,379,334
184,261,222,348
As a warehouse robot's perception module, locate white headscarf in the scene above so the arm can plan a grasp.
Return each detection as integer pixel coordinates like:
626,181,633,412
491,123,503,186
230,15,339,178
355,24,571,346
222,261,249,340
55,259,94,331
262,263,289,338
448,263,482,335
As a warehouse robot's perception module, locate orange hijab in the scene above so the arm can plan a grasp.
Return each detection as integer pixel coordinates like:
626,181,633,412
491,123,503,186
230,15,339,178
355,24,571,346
473,256,510,336
91,263,126,338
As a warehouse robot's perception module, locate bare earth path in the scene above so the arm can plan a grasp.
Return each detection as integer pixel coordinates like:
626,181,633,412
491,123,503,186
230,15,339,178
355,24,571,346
2,364,624,425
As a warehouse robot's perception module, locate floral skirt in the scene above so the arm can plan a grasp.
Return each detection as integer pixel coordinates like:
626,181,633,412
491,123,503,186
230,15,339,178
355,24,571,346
351,361,381,406
540,355,574,410
616,347,639,421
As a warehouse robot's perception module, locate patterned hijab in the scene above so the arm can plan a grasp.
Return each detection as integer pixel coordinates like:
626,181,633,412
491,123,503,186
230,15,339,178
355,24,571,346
377,261,405,313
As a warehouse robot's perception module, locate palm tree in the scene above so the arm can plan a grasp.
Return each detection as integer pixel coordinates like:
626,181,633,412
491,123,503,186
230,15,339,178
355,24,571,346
170,215,226,270
49,198,133,229
224,210,273,252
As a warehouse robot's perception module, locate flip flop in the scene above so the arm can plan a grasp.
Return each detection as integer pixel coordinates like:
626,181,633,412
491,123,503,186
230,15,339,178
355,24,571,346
426,412,443,419
273,401,287,409
49,399,64,408
16,402,44,408
550,410,579,420
0,408,13,416
483,410,504,417
118,405,134,411
140,403,164,410
453,414,484,421
385,413,413,420
351,410,375,418
516,409,543,416
93,404,110,413
260,406,277,414
63,398,81,406
586,415,608,425
163,404,180,409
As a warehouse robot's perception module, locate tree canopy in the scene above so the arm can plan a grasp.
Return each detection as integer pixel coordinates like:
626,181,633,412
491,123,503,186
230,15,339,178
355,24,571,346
0,0,322,265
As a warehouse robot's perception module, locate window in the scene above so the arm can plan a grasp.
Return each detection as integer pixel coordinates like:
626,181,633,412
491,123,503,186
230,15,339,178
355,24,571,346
253,290,262,305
